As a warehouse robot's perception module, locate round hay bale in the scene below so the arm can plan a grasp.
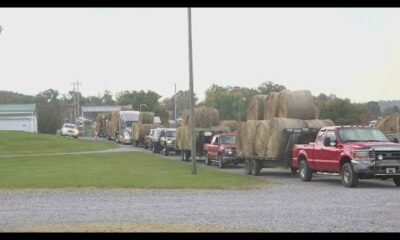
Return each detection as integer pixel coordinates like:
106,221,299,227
304,119,334,130
235,122,246,156
266,118,306,159
247,95,267,120
254,120,271,157
182,107,220,128
277,90,316,120
264,92,280,120
242,120,262,157
211,125,231,133
376,113,399,134
139,112,155,124
132,123,159,142
220,120,240,132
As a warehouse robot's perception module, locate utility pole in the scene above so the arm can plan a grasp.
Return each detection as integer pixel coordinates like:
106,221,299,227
187,8,196,174
174,83,177,121
71,82,76,123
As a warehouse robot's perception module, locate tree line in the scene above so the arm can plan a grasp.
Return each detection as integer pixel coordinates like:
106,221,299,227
0,82,398,134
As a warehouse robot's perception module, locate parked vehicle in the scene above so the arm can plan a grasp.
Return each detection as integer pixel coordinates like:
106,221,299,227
144,129,154,150
159,128,177,156
150,128,166,153
60,123,79,138
116,111,139,144
203,133,239,168
292,126,400,188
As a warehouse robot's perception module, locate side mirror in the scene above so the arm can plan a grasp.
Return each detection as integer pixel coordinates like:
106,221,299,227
323,137,331,147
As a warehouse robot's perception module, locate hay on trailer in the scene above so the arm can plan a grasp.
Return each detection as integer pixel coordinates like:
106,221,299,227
235,122,246,156
139,112,155,124
182,107,220,128
376,113,400,135
242,120,262,157
266,118,307,159
277,90,316,120
108,111,120,136
132,123,160,142
247,95,267,120
264,92,280,120
220,120,240,132
211,125,231,133
254,120,271,157
304,119,334,130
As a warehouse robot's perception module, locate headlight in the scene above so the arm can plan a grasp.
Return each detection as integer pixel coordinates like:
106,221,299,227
225,148,233,155
124,132,130,139
352,150,370,160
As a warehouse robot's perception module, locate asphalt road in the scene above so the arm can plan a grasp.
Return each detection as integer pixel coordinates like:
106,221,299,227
1,140,399,232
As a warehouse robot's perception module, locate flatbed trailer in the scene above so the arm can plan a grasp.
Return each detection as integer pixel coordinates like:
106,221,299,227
242,127,319,176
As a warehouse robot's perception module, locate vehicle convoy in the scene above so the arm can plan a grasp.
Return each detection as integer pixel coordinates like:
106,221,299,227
116,111,140,145
60,123,80,138
159,128,177,156
203,133,239,168
292,126,400,187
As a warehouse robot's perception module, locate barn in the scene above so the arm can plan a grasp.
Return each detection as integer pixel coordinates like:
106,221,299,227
0,104,38,133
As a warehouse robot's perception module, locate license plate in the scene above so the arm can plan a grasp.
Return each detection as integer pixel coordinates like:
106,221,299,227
386,168,396,174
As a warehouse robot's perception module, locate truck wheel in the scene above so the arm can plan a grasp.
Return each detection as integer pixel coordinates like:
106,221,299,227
218,154,224,168
164,149,169,156
299,160,312,182
205,153,211,166
290,166,298,174
183,151,190,161
251,160,261,176
244,159,251,175
341,163,358,188
181,151,185,161
393,176,400,187
152,144,157,153
144,144,149,149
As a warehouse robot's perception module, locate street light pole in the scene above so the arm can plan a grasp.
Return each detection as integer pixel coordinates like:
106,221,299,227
188,8,196,175
174,83,177,121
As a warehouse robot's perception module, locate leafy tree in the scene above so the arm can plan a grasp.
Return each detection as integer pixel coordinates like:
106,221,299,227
161,90,197,120
0,91,35,104
116,90,161,112
35,89,61,134
319,98,361,125
382,106,400,117
257,81,286,95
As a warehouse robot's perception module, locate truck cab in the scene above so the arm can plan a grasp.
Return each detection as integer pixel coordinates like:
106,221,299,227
292,126,400,187
116,111,139,145
203,133,238,168
159,128,177,156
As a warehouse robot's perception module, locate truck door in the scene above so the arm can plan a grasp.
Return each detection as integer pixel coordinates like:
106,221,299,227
209,136,219,160
312,130,327,170
321,130,341,172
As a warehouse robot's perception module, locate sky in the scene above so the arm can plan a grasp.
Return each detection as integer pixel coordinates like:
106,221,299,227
0,8,400,103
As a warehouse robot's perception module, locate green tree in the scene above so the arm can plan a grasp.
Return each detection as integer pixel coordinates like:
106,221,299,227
116,90,161,112
319,98,361,125
257,81,286,95
35,89,61,134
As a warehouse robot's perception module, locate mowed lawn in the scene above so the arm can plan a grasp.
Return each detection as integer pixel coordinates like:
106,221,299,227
0,131,118,155
0,152,271,189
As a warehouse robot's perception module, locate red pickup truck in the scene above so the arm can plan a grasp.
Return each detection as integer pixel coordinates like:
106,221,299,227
292,126,400,187
203,133,239,168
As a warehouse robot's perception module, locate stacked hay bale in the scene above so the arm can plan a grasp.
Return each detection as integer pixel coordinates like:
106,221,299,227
263,92,280,120
376,113,400,135
238,90,333,159
177,107,220,150
139,112,155,124
254,120,271,157
247,95,267,120
132,112,158,144
219,120,240,132
109,111,120,137
276,90,316,119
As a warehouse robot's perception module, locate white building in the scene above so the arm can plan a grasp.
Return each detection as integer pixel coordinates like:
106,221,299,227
0,104,38,133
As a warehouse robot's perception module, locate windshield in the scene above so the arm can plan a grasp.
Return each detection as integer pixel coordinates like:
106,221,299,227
125,121,134,128
220,135,236,144
166,131,176,137
338,128,389,143
64,124,76,129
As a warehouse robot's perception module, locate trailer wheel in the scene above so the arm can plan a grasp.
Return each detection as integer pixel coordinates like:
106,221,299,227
251,160,261,176
244,159,251,175
341,163,358,188
205,153,211,166
181,150,185,161
299,160,312,182
144,144,149,149
164,148,169,156
183,151,190,161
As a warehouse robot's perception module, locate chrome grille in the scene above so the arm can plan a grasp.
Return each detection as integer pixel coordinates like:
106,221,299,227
374,151,400,161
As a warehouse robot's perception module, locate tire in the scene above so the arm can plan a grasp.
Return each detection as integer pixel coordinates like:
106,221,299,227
152,144,157,153
251,160,261,176
290,166,298,174
393,176,400,187
181,151,185,161
218,154,224,168
144,144,149,150
164,149,169,156
244,159,251,175
205,153,211,166
135,141,139,147
183,151,191,161
341,163,359,188
299,160,312,182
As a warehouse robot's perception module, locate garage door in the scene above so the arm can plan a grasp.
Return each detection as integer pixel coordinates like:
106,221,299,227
0,119,31,132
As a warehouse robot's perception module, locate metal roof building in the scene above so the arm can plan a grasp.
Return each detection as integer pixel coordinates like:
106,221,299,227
0,104,38,133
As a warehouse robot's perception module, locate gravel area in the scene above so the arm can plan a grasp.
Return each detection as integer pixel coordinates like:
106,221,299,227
1,140,399,232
